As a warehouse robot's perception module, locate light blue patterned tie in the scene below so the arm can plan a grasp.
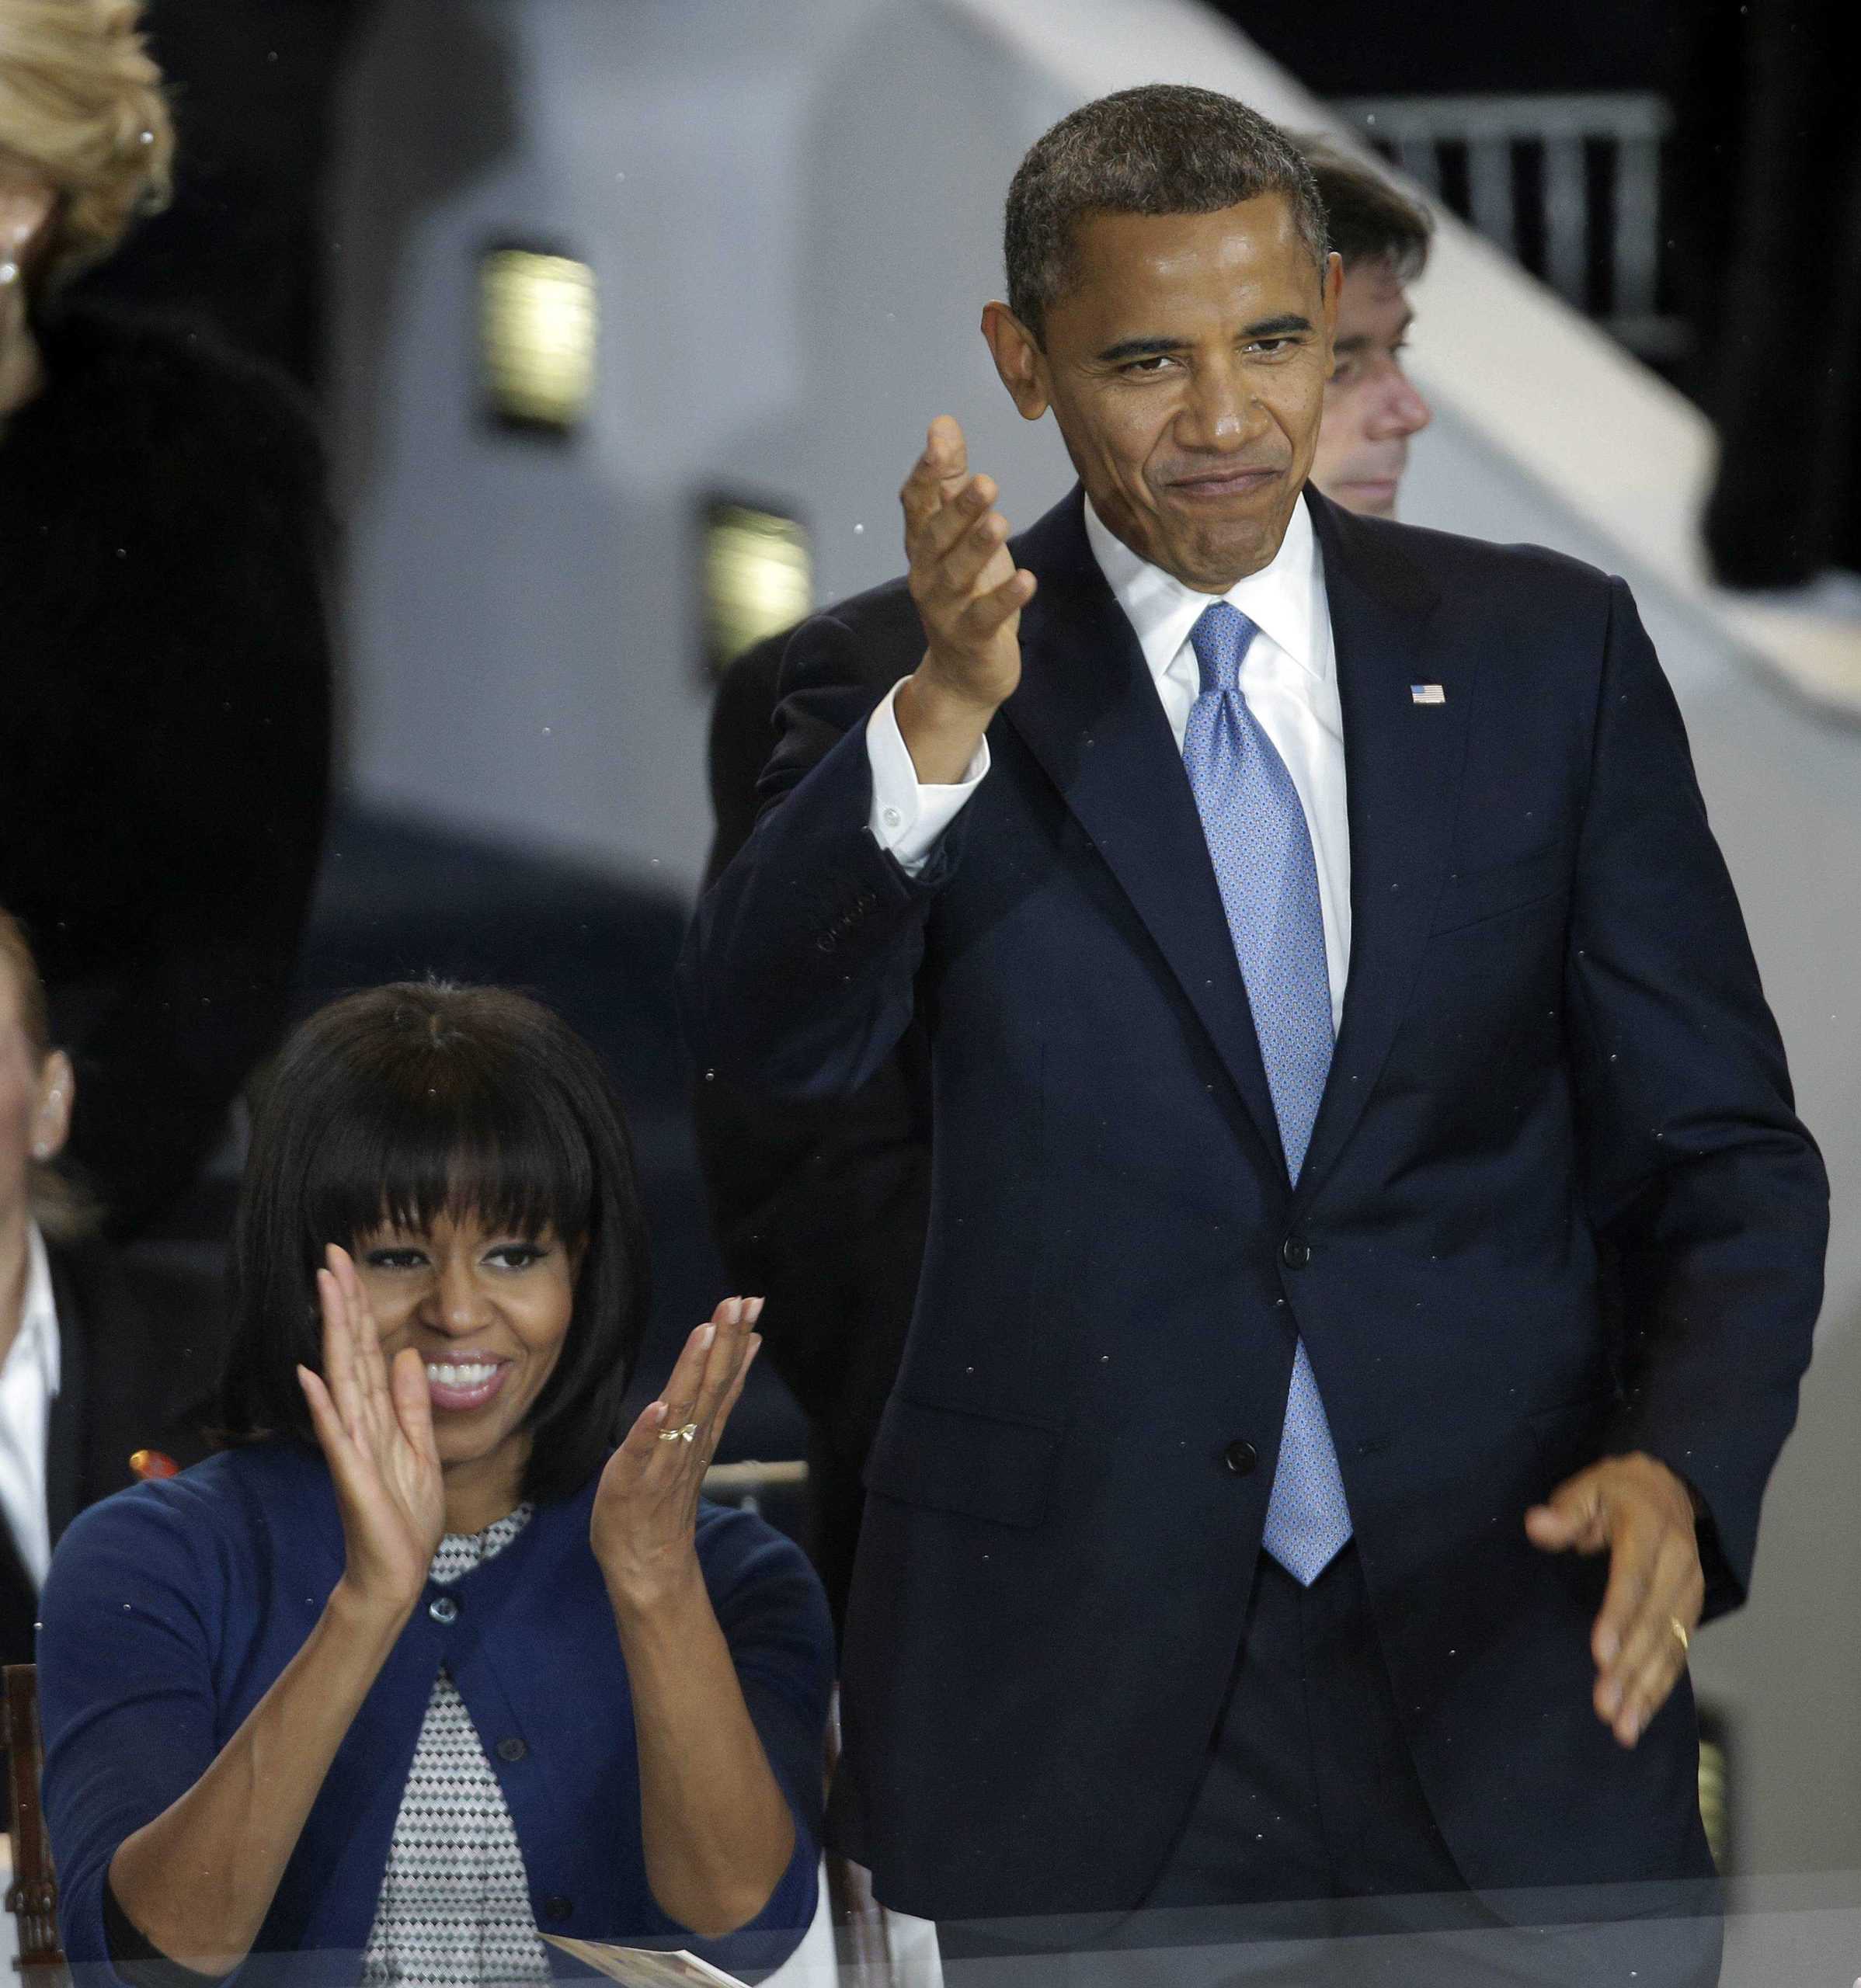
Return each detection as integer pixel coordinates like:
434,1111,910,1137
1183,601,1352,1587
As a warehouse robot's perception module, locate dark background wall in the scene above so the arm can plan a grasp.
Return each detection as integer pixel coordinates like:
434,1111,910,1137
77,0,368,384
1206,1,1678,95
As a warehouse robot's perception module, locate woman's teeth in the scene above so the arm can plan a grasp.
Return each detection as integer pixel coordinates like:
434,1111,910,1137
426,1361,499,1387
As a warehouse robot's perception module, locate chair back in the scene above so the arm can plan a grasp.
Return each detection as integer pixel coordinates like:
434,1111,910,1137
3,1663,65,1977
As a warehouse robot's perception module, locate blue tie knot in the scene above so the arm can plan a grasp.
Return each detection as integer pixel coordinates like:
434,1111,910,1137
1189,601,1256,697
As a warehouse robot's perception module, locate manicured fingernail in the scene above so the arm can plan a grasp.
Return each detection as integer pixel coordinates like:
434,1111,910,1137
1597,1632,1619,1664
696,1323,716,1348
647,1401,667,1424
748,1297,766,1322
1598,1680,1621,1715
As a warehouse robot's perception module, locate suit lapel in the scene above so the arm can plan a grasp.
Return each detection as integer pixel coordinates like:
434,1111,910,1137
46,1243,218,1541
1002,492,1289,1180
1293,492,1470,1208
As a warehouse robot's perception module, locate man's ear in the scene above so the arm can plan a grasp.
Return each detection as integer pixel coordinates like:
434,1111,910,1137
982,301,1051,422
31,1050,72,1163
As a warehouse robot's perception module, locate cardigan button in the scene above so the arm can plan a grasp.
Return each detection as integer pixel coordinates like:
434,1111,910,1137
544,1895,572,1922
496,1736,527,1763
427,1594,459,1625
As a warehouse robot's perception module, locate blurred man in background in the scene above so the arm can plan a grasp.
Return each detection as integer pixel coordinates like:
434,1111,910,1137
1302,141,1434,516
1,909,220,1820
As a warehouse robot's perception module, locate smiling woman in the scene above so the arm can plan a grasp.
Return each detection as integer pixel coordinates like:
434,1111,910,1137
219,982,648,1513
33,982,832,1983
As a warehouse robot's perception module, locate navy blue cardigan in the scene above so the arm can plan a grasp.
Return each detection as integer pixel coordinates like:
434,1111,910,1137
37,1442,832,1981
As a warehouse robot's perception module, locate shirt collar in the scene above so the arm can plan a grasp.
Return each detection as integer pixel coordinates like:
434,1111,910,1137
1082,486,1326,687
9,1224,61,1399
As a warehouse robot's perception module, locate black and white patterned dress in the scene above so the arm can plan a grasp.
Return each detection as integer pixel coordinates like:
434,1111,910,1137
361,1506,552,1987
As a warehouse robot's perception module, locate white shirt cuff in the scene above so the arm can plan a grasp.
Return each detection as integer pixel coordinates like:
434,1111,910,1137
865,679,990,876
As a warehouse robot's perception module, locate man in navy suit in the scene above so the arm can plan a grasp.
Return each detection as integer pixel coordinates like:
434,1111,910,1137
691,142,1440,1649
681,85,1826,1975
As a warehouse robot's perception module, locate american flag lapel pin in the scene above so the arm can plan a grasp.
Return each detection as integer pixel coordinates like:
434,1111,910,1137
1410,683,1446,705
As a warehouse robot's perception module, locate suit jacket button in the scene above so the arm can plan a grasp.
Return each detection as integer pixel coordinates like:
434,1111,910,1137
1280,1237,1310,1269
815,931,838,952
496,1736,527,1762
1225,1441,1259,1475
427,1594,459,1625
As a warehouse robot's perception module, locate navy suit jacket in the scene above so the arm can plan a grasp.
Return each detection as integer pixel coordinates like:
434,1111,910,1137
680,486,1828,1921
2,1240,222,1672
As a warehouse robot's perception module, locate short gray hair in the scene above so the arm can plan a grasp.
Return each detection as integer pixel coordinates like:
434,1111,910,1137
1004,85,1330,345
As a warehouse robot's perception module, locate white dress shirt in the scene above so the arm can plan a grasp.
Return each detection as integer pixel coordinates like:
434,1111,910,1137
0,1224,61,1591
865,492,1351,1028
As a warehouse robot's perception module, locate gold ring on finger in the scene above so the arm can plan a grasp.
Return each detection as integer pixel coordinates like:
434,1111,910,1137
657,1422,699,1444
1670,1616,1690,1654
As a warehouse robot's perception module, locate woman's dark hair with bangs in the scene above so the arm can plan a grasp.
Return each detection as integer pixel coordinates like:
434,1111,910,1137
218,981,651,1504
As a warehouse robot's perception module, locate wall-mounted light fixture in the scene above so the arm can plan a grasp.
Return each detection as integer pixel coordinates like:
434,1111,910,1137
478,242,598,434
701,498,813,678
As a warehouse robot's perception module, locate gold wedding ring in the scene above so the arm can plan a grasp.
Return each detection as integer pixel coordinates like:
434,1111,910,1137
657,1422,700,1444
1670,1617,1691,1654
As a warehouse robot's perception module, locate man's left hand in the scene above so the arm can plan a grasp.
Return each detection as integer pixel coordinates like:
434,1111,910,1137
1525,1452,1704,1748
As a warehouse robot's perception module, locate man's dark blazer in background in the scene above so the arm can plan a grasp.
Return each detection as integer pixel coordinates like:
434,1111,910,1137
681,485,1828,1922
697,635,932,1633
1,1242,222,1819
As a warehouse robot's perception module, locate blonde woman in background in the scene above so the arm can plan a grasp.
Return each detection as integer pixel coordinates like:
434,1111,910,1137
0,0,331,1241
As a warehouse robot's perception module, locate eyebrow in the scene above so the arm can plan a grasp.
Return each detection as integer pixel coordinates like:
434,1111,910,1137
1334,314,1417,355
1240,314,1316,340
1094,314,1316,365
1094,335,1187,364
